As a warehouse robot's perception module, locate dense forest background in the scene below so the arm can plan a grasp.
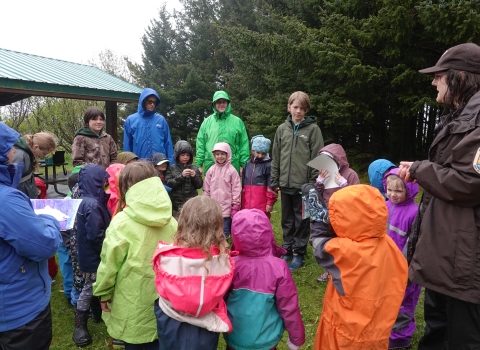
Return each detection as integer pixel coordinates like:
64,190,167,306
2,0,480,170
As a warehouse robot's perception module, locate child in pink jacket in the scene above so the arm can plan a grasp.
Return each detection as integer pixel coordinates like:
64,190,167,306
203,142,241,239
225,209,305,350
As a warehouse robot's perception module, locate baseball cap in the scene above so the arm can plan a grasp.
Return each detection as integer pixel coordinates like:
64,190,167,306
419,43,480,74
156,159,169,166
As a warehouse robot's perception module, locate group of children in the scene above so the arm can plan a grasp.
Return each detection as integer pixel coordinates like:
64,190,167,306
31,90,421,350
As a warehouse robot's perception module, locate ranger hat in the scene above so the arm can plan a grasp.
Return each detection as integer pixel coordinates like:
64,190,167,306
419,43,480,74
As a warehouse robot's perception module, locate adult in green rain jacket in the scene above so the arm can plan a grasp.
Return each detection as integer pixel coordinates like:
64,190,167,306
195,91,250,174
93,176,177,345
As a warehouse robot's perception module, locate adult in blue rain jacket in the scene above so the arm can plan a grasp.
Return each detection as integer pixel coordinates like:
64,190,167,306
123,88,174,163
0,122,62,350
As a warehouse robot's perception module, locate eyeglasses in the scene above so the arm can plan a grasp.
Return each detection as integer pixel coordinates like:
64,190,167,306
145,99,157,105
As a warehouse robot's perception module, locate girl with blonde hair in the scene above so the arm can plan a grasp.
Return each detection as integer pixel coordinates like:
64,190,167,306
152,196,234,350
13,132,56,198
93,161,177,350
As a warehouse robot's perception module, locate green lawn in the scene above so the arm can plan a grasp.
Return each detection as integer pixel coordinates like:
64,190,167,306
50,191,426,349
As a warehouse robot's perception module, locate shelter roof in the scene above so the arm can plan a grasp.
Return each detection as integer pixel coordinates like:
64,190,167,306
0,48,142,106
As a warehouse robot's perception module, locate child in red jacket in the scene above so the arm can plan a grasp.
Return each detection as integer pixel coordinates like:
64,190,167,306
241,135,278,219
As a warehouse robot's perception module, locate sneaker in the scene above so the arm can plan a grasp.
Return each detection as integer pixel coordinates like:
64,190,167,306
316,271,330,282
281,252,293,263
289,254,304,271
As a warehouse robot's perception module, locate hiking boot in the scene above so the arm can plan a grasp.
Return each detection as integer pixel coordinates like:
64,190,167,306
289,254,304,271
316,271,330,282
90,296,103,323
73,307,92,347
281,252,293,263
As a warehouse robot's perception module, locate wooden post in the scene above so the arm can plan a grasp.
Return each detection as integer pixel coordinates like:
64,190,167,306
105,101,118,146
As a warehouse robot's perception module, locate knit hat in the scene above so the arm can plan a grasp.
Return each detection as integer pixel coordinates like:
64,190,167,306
116,152,139,164
251,135,271,153
419,43,480,74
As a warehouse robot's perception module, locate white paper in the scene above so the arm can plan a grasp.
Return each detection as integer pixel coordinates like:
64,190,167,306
31,199,82,231
306,154,340,189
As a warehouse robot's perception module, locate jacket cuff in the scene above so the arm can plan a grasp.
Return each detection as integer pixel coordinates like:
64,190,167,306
409,161,422,180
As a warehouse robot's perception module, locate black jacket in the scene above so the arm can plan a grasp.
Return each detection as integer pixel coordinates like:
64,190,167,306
165,141,203,211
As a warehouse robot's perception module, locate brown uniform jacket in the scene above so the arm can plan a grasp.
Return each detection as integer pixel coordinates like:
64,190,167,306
409,91,480,304
72,128,117,169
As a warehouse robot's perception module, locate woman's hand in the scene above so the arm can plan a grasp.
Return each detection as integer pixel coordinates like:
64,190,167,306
399,162,416,182
100,299,112,312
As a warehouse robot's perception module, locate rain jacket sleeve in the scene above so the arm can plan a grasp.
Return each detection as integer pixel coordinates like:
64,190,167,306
3,191,61,261
231,168,241,206
165,166,186,189
195,122,207,170
275,269,305,346
123,118,133,153
71,136,87,166
192,167,203,189
238,122,250,168
270,130,281,189
409,127,480,207
162,119,175,164
203,168,212,197
93,228,128,301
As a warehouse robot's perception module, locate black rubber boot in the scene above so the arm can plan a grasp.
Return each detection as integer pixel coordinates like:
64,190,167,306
90,296,103,323
73,307,92,347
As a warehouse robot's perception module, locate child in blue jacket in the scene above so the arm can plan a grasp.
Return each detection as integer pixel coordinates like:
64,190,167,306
73,163,111,347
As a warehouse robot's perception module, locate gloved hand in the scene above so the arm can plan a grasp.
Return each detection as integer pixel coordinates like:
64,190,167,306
231,204,240,218
286,338,300,350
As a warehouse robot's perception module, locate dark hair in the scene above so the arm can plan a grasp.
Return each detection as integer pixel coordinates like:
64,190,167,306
83,106,105,127
440,70,480,127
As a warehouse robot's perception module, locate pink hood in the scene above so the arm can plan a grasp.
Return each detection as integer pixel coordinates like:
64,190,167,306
232,209,285,258
105,163,125,215
212,142,232,166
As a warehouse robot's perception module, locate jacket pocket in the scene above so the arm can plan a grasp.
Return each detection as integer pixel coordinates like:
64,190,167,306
0,255,28,283
453,229,475,285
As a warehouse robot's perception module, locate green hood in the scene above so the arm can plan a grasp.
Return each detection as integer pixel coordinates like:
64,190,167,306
74,127,102,137
123,177,174,228
14,137,34,161
211,90,232,119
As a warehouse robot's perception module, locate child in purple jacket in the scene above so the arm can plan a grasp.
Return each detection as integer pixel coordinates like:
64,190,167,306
384,168,421,349
224,209,305,350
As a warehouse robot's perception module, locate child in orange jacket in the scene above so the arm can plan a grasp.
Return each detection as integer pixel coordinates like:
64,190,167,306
302,183,408,349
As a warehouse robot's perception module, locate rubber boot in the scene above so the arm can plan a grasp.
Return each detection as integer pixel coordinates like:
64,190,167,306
90,296,103,323
73,307,92,347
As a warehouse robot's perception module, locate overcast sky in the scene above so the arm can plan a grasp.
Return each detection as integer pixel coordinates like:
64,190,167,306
0,0,182,65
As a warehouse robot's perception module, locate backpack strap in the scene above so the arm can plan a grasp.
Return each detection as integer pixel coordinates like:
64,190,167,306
19,172,33,184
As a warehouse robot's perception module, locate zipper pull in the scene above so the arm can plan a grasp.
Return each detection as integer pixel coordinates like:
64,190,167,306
20,266,25,273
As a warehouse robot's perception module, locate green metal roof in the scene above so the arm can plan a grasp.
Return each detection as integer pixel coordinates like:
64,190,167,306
0,48,143,105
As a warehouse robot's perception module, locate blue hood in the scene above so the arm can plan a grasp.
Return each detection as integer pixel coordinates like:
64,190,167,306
78,163,110,201
137,88,161,118
368,159,395,197
0,122,23,188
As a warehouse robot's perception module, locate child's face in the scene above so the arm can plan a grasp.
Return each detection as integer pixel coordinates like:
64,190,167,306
386,179,407,205
88,115,105,134
253,150,267,159
287,99,307,123
178,153,191,165
156,164,168,173
213,150,227,164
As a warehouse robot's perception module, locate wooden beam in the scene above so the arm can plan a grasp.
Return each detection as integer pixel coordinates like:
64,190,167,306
105,101,118,146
